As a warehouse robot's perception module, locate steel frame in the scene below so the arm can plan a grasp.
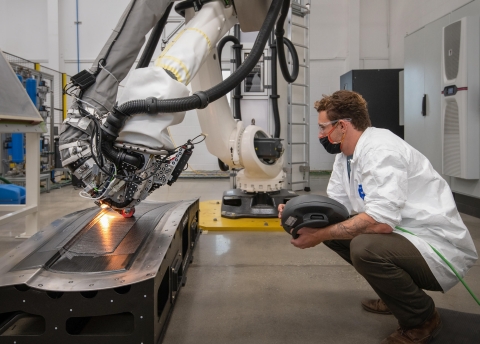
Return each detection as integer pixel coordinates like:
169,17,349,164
0,199,200,344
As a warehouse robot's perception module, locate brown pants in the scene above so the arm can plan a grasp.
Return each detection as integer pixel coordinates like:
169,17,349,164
323,233,443,328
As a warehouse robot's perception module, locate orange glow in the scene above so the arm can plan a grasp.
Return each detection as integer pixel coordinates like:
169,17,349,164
100,204,109,209
99,214,115,231
98,214,116,250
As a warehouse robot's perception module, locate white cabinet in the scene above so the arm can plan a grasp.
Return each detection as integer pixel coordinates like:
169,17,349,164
404,16,450,177
404,5,480,213
404,26,425,155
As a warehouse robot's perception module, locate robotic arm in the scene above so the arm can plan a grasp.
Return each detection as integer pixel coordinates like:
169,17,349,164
60,0,293,217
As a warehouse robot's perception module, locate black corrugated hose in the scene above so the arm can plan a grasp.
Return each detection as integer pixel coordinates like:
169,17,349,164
115,0,289,116
270,35,299,138
281,37,299,82
270,37,281,139
217,35,242,172
217,35,242,120
274,0,299,83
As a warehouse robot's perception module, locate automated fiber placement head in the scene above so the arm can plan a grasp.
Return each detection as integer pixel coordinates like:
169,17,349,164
281,195,349,239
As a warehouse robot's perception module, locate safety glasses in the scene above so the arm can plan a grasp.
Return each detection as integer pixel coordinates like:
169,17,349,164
318,118,352,134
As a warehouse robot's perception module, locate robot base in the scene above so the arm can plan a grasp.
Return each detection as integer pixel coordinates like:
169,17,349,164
0,199,200,344
221,189,297,219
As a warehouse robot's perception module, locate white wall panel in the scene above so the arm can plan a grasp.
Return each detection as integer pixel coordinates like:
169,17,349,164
47,0,60,70
58,0,184,69
308,60,345,171
310,0,348,60
345,0,360,71
0,0,6,51
310,59,347,96
59,0,130,63
450,0,480,20
422,0,473,26
0,0,49,60
360,0,389,60
361,59,389,69
389,0,422,68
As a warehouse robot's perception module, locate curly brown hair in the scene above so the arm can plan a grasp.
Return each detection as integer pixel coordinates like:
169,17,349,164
314,90,371,131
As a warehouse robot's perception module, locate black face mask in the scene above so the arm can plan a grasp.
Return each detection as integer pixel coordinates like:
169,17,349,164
319,137,342,154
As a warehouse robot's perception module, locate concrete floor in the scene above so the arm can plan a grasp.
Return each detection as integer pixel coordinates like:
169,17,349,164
0,176,479,343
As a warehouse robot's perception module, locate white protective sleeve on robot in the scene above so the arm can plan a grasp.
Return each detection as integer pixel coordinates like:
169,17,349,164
117,1,285,192
117,1,237,152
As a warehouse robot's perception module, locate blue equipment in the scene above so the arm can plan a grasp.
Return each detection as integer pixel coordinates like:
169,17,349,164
0,184,26,204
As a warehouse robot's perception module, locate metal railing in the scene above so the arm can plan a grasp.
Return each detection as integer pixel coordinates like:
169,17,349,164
286,0,311,191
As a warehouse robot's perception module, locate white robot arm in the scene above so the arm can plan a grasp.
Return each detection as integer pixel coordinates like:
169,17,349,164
60,0,293,217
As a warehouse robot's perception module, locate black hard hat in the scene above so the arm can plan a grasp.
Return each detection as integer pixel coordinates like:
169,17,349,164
281,195,349,239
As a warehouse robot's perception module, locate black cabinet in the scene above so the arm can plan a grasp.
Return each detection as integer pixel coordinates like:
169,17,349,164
340,69,404,139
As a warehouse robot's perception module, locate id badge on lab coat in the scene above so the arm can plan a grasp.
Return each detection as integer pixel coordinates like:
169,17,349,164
348,165,366,213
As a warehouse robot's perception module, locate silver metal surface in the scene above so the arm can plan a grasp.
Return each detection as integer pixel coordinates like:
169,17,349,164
0,122,47,134
0,199,198,291
305,0,310,190
287,7,293,189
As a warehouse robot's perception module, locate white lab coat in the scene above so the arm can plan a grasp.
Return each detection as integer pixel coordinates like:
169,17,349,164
327,127,478,292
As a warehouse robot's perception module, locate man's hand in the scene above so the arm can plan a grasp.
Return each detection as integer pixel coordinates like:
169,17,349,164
290,213,392,249
290,227,325,249
278,204,285,219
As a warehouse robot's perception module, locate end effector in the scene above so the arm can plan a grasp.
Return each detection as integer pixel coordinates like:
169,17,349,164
59,102,195,215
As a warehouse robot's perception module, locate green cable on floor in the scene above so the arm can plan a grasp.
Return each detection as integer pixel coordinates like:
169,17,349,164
395,226,480,306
